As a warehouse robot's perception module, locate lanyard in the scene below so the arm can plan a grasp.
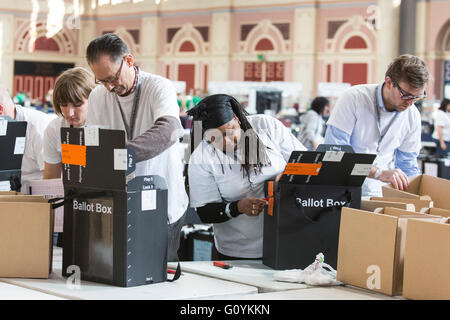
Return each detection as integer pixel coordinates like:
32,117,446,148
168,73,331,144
115,68,141,141
374,84,400,153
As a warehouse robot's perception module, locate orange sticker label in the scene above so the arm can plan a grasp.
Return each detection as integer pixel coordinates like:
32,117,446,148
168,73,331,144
267,181,274,216
61,144,86,166
283,163,322,176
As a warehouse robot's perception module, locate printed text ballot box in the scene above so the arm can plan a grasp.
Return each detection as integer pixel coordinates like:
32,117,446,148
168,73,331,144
60,127,168,287
263,150,376,270
0,117,27,191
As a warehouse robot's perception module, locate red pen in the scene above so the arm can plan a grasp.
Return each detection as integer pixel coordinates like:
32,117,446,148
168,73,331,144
167,268,183,275
213,261,232,269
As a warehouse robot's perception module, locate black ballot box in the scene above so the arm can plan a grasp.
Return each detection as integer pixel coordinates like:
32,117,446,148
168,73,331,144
59,127,168,287
421,156,450,180
263,149,376,270
0,117,27,191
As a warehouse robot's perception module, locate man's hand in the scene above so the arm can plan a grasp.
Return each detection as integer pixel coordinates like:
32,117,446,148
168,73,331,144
237,197,268,217
440,140,447,151
377,168,409,191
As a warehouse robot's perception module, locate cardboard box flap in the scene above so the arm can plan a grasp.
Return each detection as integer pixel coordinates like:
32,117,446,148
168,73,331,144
361,200,415,212
0,195,48,203
279,150,376,186
382,175,423,199
61,127,136,191
0,201,53,278
337,207,398,296
383,175,450,209
403,218,450,299
370,197,433,211
421,207,450,217
419,175,450,209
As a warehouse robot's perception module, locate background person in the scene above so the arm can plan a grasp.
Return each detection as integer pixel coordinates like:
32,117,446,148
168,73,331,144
85,33,188,262
297,96,330,150
43,67,95,179
432,98,450,158
324,54,429,197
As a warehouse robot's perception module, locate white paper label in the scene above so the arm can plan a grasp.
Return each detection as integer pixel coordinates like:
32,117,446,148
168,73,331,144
114,149,127,170
84,127,99,146
351,163,372,176
444,159,450,167
0,180,11,191
141,189,156,211
0,120,7,136
424,162,438,177
13,137,26,155
322,151,344,162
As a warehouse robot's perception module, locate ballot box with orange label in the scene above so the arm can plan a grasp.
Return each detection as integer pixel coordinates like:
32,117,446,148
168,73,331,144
263,148,376,270
58,127,169,287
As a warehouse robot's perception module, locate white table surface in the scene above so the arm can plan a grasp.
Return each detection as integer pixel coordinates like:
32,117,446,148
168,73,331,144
204,285,401,300
0,247,257,300
0,281,65,300
168,260,308,293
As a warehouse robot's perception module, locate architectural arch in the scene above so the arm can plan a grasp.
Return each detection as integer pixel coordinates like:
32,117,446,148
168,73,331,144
243,19,285,54
170,23,206,56
15,19,76,55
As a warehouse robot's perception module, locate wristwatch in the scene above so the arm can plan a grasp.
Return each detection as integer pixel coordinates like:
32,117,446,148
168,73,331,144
373,167,383,180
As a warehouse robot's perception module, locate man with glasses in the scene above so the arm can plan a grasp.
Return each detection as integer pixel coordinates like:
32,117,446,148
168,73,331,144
85,33,188,261
324,54,429,196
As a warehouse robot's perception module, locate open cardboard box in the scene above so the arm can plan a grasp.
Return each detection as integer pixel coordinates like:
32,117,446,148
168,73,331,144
403,217,450,300
370,197,433,212
361,199,415,212
382,174,450,210
0,195,54,278
419,207,450,217
337,207,441,296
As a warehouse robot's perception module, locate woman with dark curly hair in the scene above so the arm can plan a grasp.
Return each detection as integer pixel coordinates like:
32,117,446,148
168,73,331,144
186,94,305,260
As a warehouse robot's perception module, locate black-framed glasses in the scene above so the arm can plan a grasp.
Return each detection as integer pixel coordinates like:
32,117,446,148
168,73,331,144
95,58,125,85
393,81,427,101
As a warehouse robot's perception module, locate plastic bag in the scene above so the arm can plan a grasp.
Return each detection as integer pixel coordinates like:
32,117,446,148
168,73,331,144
274,253,342,286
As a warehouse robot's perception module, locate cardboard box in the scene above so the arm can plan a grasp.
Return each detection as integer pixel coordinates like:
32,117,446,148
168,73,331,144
420,207,450,217
337,207,441,296
61,128,168,287
0,195,54,278
361,199,415,212
370,197,433,211
403,218,450,300
382,174,450,209
263,149,376,270
28,179,64,233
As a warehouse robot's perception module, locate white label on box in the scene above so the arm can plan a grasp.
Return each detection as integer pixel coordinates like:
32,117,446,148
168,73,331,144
424,162,438,177
84,127,99,146
322,151,344,162
141,189,156,211
444,159,450,167
13,137,26,155
351,163,372,176
114,149,127,170
0,120,7,136
0,180,10,191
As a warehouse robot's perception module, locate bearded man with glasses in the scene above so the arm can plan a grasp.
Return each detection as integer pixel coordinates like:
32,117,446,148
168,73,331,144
85,33,188,262
324,54,429,197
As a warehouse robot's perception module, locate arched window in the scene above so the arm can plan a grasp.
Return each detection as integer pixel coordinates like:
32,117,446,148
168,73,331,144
34,37,59,51
179,40,195,52
255,38,274,51
344,36,367,49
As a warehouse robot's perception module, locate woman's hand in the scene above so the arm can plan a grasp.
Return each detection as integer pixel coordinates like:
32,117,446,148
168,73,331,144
237,197,268,217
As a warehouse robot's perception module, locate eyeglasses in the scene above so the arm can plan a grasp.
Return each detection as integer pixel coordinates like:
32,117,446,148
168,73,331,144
95,58,125,85
393,81,427,101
